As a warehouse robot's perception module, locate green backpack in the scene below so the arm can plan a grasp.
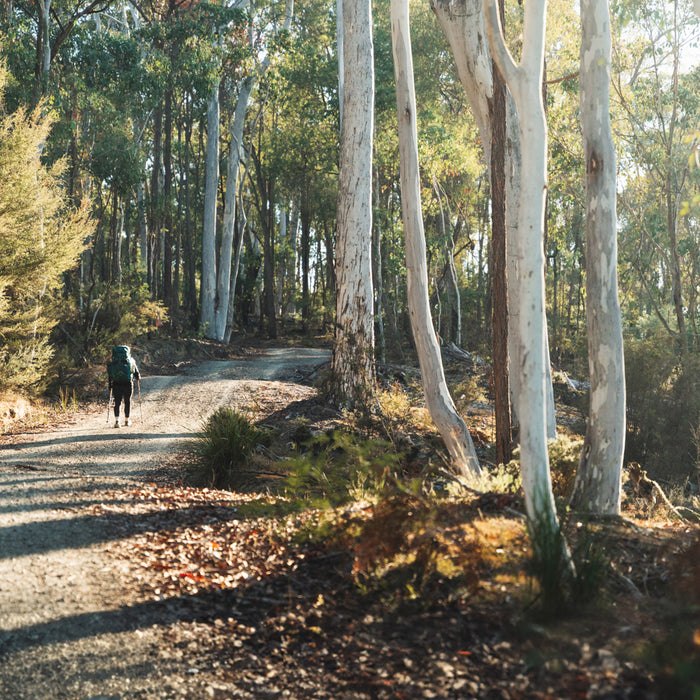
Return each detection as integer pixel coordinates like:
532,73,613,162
108,345,134,383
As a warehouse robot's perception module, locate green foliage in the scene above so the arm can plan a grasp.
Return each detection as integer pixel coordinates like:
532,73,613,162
499,436,583,500
450,374,484,414
283,432,401,508
344,491,485,606
625,330,700,480
568,520,609,605
527,509,571,616
527,510,608,618
640,614,700,700
485,461,522,495
89,122,143,197
373,381,434,447
547,435,585,500
48,283,167,388
56,386,79,413
0,64,92,392
89,284,167,356
191,407,269,489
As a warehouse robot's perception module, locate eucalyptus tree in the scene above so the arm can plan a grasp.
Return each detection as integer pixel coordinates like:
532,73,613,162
211,0,295,342
330,0,376,408
541,0,586,362
2,0,115,104
201,0,250,337
430,0,558,442
569,0,625,515
272,0,339,331
484,0,560,530
391,0,481,478
406,2,480,347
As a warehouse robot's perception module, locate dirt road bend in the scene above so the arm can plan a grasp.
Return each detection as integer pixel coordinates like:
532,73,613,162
0,347,330,699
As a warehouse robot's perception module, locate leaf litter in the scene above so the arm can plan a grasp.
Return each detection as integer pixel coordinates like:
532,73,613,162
0,347,698,698
84,478,698,699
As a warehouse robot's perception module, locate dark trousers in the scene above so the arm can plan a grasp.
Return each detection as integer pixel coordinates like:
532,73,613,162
112,382,133,418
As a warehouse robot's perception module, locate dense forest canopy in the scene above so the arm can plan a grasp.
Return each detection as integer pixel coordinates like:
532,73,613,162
0,0,699,481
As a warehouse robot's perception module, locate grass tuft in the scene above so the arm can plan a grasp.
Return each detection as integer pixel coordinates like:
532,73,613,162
191,407,269,489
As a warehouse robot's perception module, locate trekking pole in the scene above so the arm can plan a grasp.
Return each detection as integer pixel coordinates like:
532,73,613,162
106,387,112,425
138,379,143,422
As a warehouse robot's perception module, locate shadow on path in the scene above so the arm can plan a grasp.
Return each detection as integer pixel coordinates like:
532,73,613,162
0,557,341,659
0,504,240,560
0,432,192,452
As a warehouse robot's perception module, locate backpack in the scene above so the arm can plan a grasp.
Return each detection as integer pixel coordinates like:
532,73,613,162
108,345,134,383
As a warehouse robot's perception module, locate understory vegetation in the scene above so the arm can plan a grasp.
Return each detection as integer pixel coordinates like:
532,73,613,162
170,355,700,696
2,0,700,691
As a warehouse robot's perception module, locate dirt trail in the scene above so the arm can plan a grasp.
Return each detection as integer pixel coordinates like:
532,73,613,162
0,347,330,700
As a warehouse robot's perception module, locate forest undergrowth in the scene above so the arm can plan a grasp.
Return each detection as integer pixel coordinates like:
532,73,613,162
4,336,700,698
152,340,700,696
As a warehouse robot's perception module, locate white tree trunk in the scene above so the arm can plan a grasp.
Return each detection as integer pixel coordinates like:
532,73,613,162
276,205,287,316
330,0,375,407
223,188,247,344
40,0,51,87
433,178,462,347
484,0,557,526
429,0,493,160
212,0,291,341
431,0,557,438
505,93,522,430
213,77,253,341
569,0,625,515
287,201,299,316
200,81,220,336
392,0,481,479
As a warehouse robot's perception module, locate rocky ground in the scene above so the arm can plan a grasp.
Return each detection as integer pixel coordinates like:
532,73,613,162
0,345,698,699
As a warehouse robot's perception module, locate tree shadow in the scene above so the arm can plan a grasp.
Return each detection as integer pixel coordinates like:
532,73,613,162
0,504,242,560
1,432,193,451
0,554,349,659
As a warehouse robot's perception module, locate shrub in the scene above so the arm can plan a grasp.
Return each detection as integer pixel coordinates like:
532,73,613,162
625,331,700,481
374,382,434,446
548,435,584,500
497,435,583,500
191,407,269,489
527,510,608,618
283,431,401,507
0,67,93,393
345,491,485,605
47,282,168,394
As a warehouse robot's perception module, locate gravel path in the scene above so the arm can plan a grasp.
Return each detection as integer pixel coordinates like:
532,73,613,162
0,347,330,699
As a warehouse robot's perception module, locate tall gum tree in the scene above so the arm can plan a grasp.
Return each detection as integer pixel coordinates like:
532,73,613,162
430,0,558,442
391,0,482,479
202,0,250,339
200,66,221,336
484,0,558,528
330,0,376,408
213,0,294,342
569,0,625,515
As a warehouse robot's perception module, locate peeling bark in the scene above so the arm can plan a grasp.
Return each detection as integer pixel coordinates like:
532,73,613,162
484,0,558,528
330,0,376,408
393,0,481,479
569,0,625,516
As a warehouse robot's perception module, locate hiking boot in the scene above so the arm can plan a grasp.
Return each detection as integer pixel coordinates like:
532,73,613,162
114,418,121,428
125,418,131,427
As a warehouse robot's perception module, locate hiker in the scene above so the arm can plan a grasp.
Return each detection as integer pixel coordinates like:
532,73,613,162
107,346,140,428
